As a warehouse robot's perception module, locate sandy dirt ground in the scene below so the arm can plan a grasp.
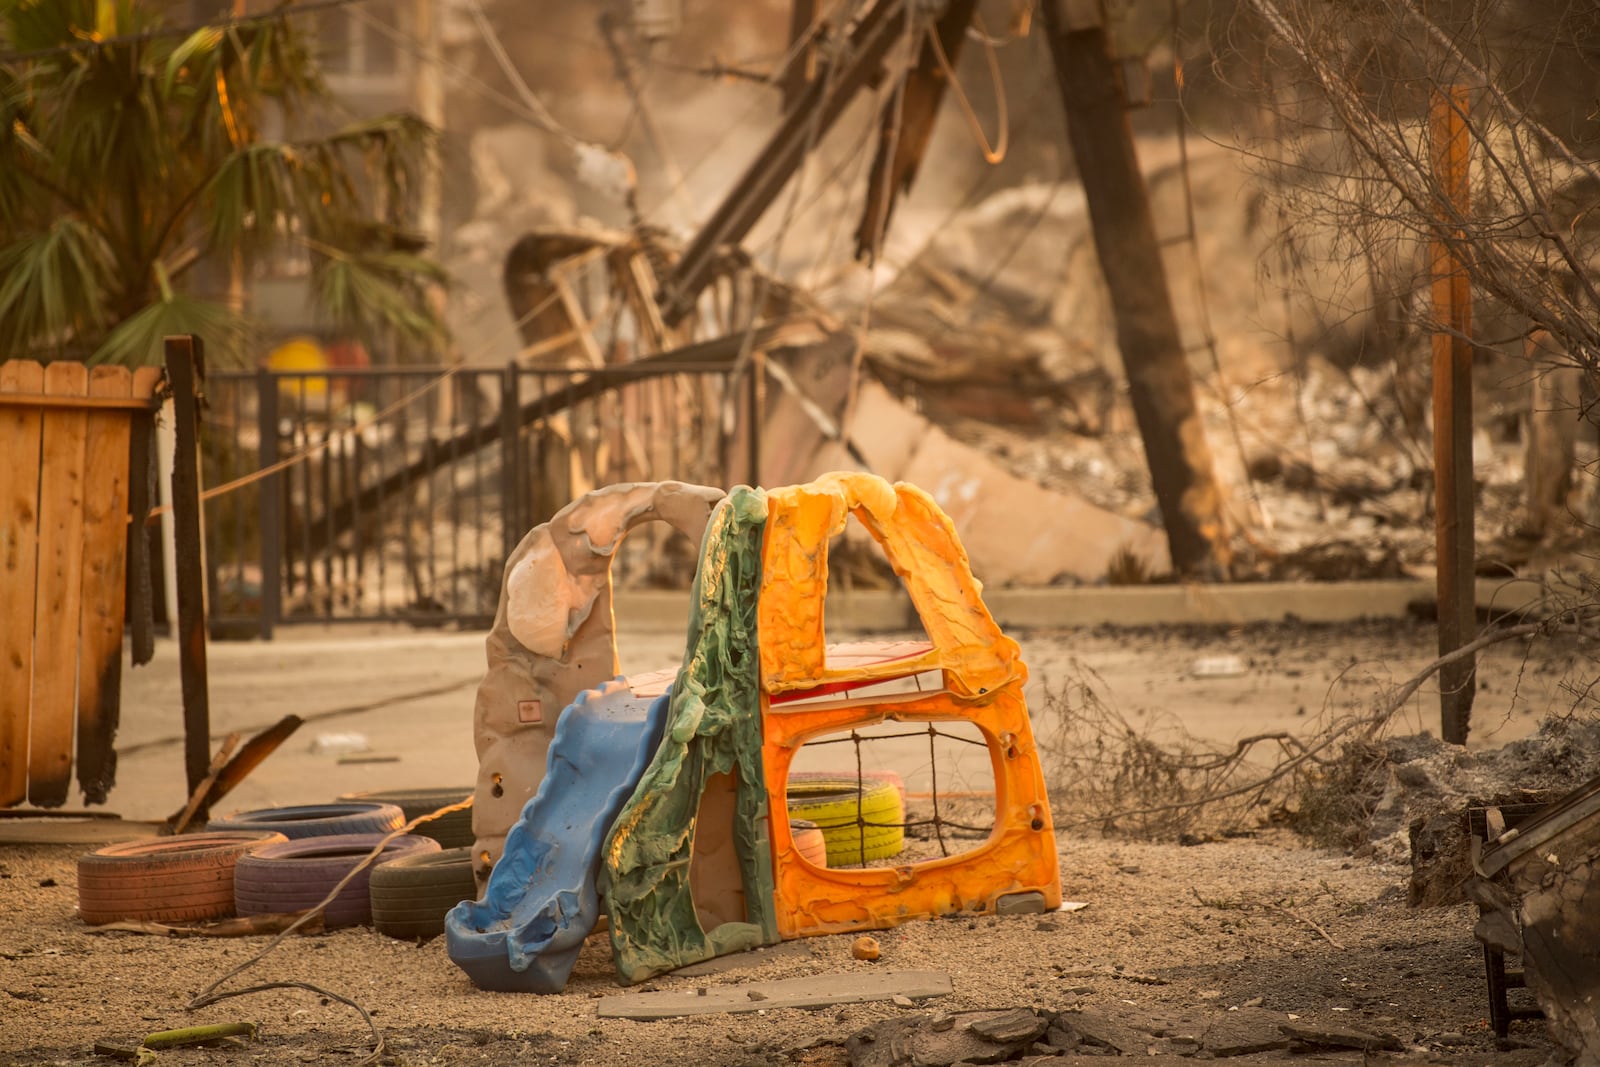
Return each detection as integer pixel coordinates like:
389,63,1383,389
2,617,1591,1066
0,830,1555,1066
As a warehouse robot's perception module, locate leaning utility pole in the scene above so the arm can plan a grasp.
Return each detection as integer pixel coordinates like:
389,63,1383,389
1040,1,1230,578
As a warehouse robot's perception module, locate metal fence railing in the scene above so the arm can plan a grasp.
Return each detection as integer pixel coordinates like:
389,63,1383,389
202,360,754,636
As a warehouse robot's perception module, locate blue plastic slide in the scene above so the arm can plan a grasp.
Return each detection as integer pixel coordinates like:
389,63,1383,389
446,679,670,992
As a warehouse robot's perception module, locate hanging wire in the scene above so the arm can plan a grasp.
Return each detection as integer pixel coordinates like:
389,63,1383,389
927,14,1009,164
835,4,924,457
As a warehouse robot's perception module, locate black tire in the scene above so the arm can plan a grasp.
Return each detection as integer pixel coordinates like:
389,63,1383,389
369,847,477,940
207,803,405,840
338,788,474,848
233,834,440,928
77,831,287,925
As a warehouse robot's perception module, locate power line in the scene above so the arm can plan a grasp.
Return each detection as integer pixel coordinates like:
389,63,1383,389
0,0,372,64
460,0,579,147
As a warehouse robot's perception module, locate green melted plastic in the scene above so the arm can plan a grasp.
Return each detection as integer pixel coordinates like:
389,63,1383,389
599,486,777,983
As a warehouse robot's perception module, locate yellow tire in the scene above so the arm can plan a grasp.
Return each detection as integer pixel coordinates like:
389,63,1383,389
784,776,905,864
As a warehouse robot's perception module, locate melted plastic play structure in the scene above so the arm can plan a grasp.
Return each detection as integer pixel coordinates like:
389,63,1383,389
447,473,1061,991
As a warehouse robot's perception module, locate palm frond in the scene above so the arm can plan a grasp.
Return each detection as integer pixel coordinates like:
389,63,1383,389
90,291,252,369
313,245,449,351
0,0,96,54
0,217,116,360
2,0,448,365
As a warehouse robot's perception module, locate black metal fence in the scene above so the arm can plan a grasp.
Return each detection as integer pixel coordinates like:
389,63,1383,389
202,360,753,636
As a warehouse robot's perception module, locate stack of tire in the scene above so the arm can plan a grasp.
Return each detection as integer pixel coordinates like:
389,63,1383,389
337,788,474,848
335,790,479,940
206,802,441,929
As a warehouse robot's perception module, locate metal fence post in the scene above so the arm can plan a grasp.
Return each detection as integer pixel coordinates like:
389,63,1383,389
500,362,522,566
256,367,281,640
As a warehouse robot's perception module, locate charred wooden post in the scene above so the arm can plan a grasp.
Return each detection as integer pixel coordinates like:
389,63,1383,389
780,0,817,111
164,336,213,796
856,0,980,259
1039,0,1230,578
1429,85,1475,745
657,0,908,325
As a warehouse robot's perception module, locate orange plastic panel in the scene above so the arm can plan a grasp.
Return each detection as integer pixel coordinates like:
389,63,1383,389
759,472,1061,938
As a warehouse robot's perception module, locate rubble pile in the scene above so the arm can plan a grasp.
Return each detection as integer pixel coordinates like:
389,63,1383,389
799,1004,1407,1065
859,150,1597,583
1314,720,1600,904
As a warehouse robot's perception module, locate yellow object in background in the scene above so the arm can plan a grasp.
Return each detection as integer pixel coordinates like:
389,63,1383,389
265,336,330,400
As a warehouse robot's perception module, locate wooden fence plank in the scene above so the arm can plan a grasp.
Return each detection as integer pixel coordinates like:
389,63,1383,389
0,361,46,806
28,361,90,807
127,368,163,669
75,367,135,804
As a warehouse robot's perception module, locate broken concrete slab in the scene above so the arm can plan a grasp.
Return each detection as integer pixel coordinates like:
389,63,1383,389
846,1009,1049,1067
808,380,1170,585
1055,1008,1146,1055
1279,1021,1403,1052
1198,1008,1292,1057
596,970,952,1019
967,1009,1051,1045
667,939,813,978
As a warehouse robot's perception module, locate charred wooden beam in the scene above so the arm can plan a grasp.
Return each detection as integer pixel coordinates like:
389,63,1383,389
1040,5,1230,578
780,0,818,111
856,0,979,259
657,0,908,325
168,714,303,832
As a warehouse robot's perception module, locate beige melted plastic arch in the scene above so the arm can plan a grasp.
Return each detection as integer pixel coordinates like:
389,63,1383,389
470,482,724,885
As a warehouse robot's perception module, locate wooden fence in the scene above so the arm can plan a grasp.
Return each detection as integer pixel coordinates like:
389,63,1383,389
0,360,162,808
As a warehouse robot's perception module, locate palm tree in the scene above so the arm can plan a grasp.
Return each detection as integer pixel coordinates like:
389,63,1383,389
0,0,446,366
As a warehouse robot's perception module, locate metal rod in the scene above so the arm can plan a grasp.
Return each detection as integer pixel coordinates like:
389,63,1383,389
1430,84,1476,744
255,368,280,639
500,362,522,567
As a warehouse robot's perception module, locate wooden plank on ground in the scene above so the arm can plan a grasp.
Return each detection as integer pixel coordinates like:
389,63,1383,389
75,366,136,804
28,361,90,807
0,360,46,807
596,969,952,1019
